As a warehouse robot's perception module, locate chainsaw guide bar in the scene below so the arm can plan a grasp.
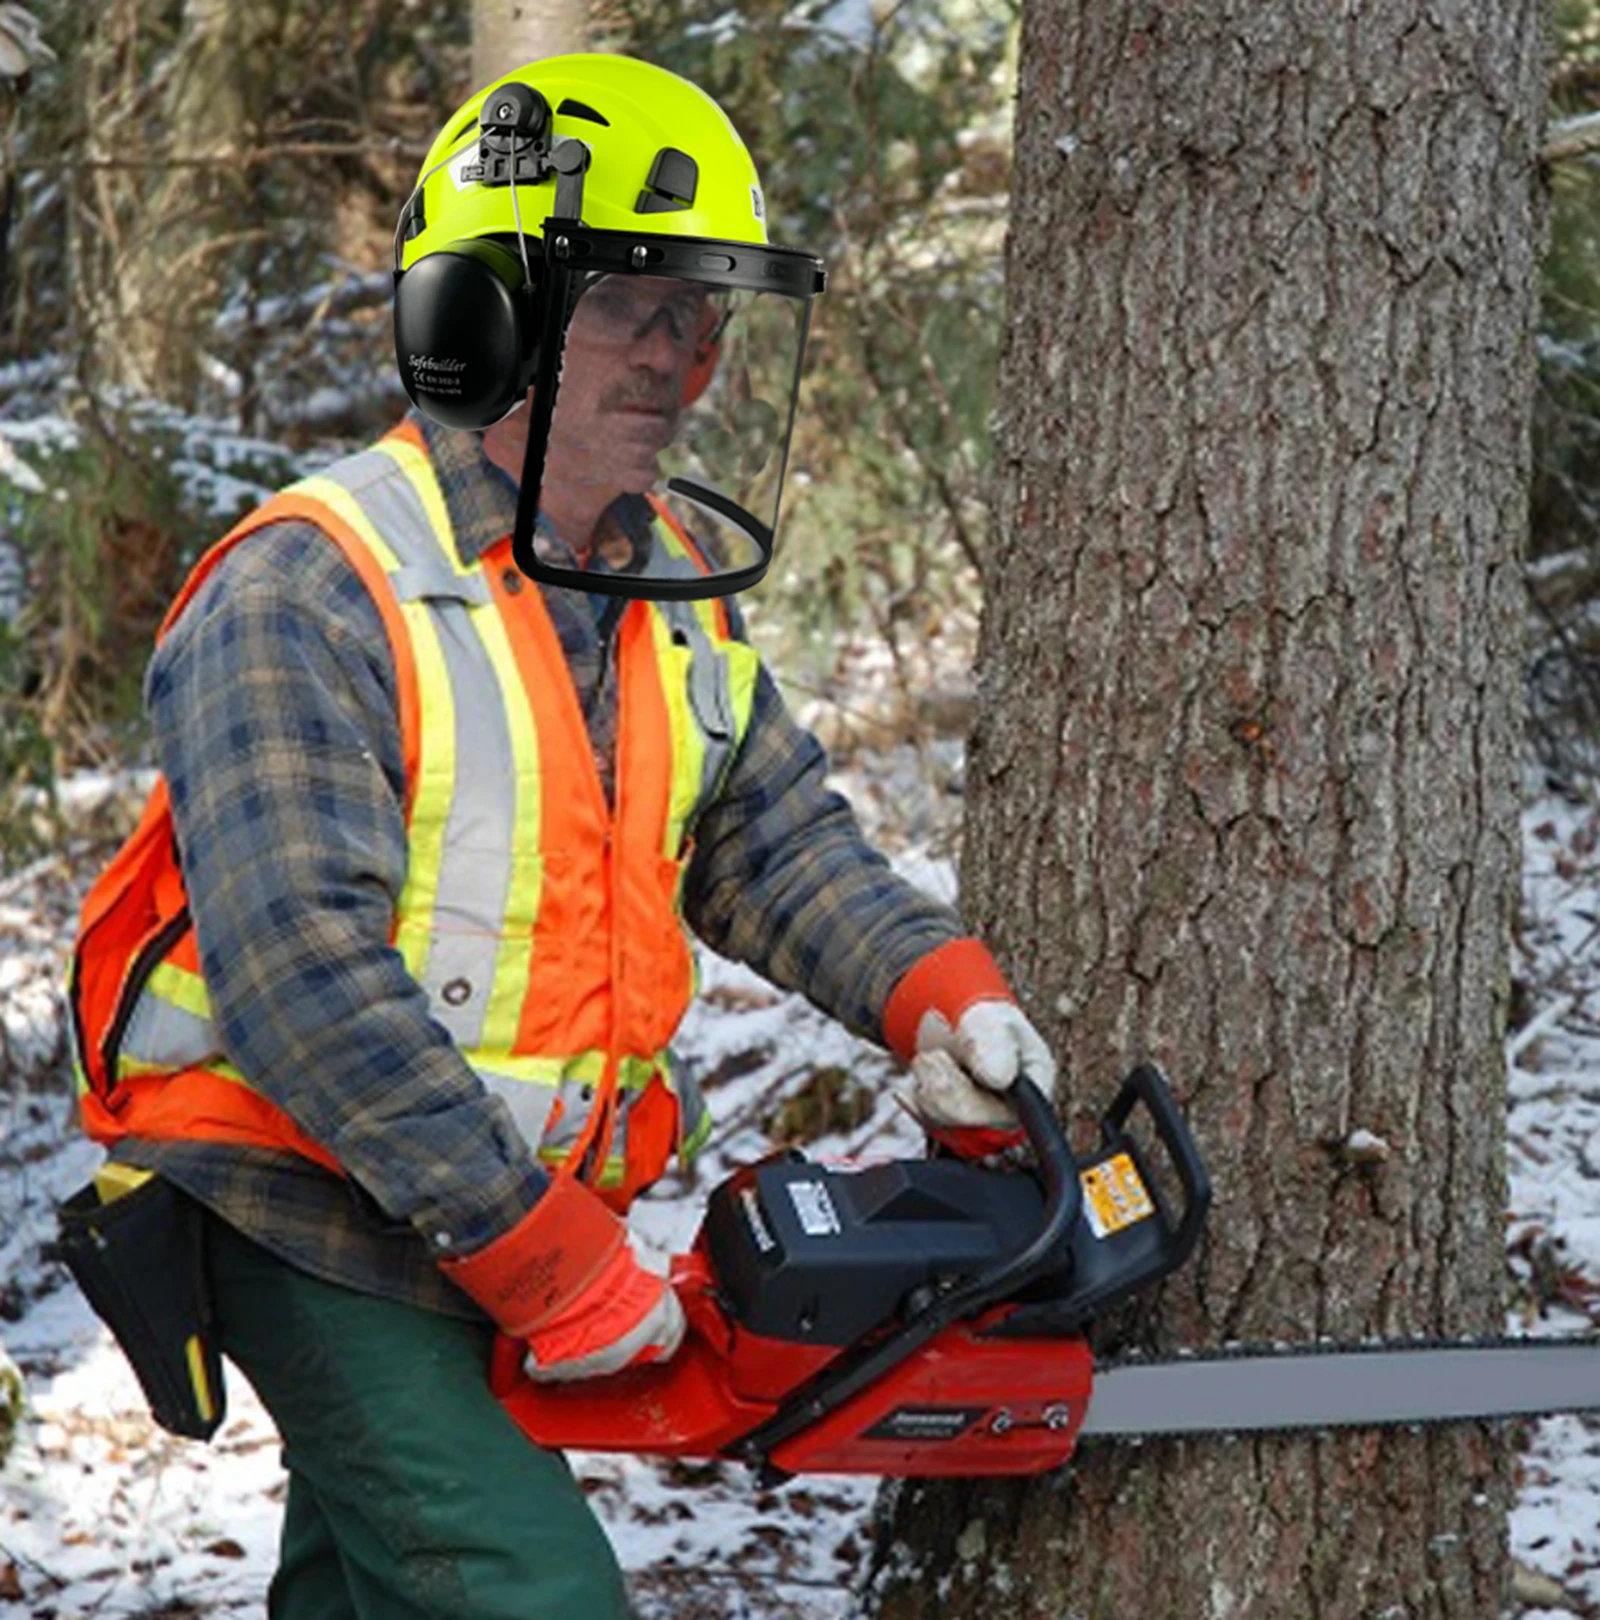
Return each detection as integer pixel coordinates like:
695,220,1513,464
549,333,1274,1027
1080,1334,1600,1440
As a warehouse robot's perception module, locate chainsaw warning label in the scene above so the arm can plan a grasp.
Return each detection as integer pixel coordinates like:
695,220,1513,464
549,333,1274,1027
1081,1153,1155,1238
863,1406,987,1442
788,1178,841,1237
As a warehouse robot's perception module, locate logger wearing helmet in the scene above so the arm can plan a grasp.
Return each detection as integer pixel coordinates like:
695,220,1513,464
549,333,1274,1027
62,54,1057,1617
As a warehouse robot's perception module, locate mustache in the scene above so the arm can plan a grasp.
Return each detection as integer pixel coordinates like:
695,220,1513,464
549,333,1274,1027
601,385,677,413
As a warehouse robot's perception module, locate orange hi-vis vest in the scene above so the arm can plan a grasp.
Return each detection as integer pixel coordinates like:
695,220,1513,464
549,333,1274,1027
67,420,760,1206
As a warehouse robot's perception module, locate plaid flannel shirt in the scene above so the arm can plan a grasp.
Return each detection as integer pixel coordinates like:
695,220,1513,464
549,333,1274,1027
111,411,963,1317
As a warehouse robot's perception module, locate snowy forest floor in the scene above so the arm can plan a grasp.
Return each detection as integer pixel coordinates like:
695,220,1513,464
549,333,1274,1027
1,642,1599,1620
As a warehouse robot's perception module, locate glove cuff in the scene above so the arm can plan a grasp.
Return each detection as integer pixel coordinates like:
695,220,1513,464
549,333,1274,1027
438,1175,624,1338
882,937,1015,1063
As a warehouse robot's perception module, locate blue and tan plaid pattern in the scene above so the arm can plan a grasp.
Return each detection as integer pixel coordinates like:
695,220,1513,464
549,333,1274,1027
111,411,963,1317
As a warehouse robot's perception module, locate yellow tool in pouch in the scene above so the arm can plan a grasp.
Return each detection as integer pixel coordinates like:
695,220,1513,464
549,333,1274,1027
93,1161,156,1203
50,1166,226,1440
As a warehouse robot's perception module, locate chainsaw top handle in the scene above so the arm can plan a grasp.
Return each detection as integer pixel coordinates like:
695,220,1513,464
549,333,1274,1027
979,1071,1081,1297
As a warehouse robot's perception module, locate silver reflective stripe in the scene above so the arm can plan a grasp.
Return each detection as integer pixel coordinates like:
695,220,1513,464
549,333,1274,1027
477,1068,560,1149
120,990,223,1070
309,446,406,502
661,598,737,803
540,1076,605,1152
406,599,520,1049
535,1074,654,1157
321,453,518,1051
391,561,492,605
667,1049,707,1149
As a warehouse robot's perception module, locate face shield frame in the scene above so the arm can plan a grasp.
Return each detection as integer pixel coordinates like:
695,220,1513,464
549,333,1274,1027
512,220,825,602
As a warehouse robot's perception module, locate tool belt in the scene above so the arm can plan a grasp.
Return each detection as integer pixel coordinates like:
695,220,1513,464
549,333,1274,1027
49,1167,226,1440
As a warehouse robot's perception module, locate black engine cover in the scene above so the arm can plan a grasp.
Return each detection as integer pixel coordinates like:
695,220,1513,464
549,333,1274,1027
703,1155,1063,1347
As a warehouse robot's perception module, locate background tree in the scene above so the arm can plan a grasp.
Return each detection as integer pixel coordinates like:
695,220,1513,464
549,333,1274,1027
866,1,1546,1616
472,0,591,86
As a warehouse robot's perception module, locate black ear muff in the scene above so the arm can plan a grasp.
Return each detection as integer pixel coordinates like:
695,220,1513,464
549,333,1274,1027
394,237,539,431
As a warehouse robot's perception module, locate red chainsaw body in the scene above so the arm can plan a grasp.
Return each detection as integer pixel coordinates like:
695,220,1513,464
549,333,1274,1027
492,1248,1097,1476
491,1066,1210,1479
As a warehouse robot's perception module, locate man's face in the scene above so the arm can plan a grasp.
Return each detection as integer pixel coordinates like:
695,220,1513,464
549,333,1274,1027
545,275,712,500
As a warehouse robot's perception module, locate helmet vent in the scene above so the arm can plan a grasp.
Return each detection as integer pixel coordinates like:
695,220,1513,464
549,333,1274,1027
556,97,610,126
636,147,698,214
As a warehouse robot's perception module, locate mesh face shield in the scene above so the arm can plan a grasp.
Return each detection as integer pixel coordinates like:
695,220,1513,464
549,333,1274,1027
512,226,824,599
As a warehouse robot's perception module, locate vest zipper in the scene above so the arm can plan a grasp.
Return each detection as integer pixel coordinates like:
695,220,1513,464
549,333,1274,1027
99,905,194,1105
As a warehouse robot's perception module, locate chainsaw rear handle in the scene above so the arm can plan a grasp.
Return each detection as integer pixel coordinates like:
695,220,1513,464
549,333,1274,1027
1102,1062,1211,1274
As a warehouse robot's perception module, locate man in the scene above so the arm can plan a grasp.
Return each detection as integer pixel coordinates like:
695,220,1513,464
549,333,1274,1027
66,54,1054,1619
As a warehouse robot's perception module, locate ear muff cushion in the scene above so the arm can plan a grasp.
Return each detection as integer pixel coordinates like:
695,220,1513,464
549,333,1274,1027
680,303,724,406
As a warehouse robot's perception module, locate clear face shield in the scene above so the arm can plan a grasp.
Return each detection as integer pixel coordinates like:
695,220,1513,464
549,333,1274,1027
513,229,823,600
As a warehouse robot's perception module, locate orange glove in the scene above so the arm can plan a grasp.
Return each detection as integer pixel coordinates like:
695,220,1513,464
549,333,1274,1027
439,1176,685,1382
883,938,1058,1160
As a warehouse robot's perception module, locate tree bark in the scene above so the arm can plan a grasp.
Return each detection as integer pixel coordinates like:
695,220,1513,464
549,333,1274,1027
865,2,1547,1617
471,0,587,91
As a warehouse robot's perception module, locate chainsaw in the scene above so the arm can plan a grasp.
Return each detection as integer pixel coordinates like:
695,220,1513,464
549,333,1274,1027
490,1064,1600,1479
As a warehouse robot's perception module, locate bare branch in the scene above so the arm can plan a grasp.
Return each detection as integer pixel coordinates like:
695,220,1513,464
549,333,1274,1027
1545,110,1600,163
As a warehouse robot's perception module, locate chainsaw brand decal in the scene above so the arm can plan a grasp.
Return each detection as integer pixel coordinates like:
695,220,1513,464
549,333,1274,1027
1081,1152,1155,1238
788,1178,841,1237
863,1406,988,1442
739,1187,776,1253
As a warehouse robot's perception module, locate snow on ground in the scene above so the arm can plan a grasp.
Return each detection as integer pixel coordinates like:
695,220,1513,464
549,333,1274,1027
2,729,1599,1618
1505,785,1600,1618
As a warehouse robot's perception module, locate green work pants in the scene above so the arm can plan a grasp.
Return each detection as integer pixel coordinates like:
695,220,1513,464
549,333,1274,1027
204,1214,630,1620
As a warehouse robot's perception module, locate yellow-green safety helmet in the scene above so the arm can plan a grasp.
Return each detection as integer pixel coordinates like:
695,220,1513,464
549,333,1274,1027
391,53,826,601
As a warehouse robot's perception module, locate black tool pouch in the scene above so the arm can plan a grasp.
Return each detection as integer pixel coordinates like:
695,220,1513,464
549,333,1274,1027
49,1175,226,1441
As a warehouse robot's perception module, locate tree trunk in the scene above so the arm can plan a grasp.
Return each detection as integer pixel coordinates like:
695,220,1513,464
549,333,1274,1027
865,2,1547,1618
471,0,587,90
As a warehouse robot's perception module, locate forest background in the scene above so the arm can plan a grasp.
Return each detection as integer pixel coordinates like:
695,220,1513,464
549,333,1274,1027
0,1,1599,1616
0,0,1595,851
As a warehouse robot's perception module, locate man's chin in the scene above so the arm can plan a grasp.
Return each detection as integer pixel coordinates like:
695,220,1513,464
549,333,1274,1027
615,460,663,495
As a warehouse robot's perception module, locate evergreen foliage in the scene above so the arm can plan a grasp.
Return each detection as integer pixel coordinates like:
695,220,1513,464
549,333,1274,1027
0,0,1594,867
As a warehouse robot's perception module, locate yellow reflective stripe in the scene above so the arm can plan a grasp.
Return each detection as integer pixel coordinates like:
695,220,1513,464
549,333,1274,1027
680,1104,713,1162
289,474,403,571
466,1049,661,1089
722,631,759,737
294,472,456,978
647,609,706,856
115,1053,255,1087
145,959,211,1020
379,436,463,578
538,1142,627,1187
